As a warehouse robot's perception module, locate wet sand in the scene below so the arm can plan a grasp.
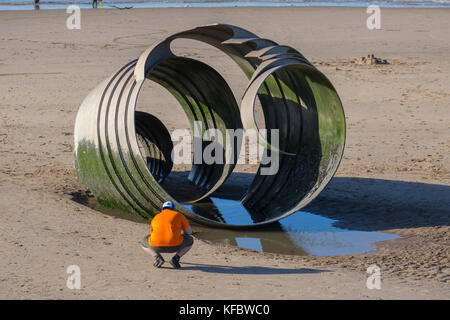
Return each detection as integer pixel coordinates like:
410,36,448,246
0,7,449,299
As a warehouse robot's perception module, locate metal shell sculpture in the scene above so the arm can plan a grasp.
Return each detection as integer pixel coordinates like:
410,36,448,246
74,24,346,228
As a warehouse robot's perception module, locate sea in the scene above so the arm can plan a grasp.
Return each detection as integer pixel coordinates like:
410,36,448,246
0,0,449,11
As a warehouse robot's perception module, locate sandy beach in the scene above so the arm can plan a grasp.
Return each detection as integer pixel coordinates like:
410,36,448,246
0,7,449,299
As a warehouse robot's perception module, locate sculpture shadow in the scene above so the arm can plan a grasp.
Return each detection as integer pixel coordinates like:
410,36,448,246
304,176,450,231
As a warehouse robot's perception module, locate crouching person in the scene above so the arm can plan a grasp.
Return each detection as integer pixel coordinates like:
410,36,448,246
141,201,194,269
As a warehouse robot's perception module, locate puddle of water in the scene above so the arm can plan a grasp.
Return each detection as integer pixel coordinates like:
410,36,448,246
184,197,399,256
73,194,399,257
277,212,399,256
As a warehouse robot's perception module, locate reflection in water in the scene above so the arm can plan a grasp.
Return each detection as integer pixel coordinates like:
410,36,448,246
278,212,399,256
186,197,254,225
185,197,399,256
235,238,263,252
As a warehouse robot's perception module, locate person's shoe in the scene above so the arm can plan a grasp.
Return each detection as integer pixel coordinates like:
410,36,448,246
153,254,165,268
170,254,181,269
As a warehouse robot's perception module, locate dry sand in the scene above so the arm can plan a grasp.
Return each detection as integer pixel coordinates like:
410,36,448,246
0,7,449,299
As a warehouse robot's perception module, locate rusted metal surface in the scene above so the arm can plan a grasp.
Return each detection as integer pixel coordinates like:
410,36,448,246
73,24,346,228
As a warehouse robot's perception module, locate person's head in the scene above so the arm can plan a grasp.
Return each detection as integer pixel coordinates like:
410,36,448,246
162,201,175,210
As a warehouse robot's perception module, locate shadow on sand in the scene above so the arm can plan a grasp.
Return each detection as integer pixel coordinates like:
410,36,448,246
305,177,450,231
161,262,329,275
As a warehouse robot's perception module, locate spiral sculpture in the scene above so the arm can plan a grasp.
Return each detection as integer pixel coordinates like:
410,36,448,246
74,24,345,228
